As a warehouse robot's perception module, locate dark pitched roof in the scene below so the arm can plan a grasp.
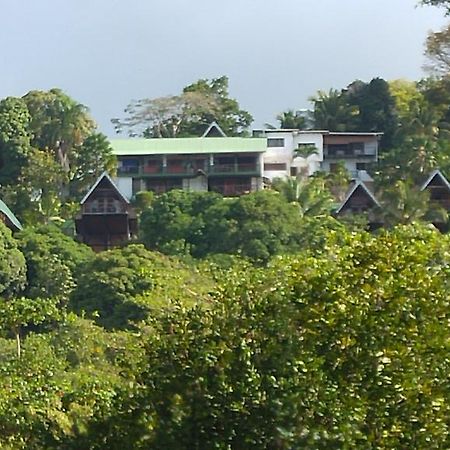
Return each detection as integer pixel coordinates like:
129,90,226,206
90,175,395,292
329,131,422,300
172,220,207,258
202,121,227,137
80,172,130,205
421,169,450,192
336,180,380,214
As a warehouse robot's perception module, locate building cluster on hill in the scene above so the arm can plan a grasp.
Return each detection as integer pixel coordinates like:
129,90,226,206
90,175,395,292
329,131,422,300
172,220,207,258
111,122,381,199
4,122,450,252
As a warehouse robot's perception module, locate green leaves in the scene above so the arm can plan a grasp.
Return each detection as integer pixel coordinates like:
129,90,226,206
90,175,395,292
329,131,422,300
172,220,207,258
0,222,26,299
113,76,253,138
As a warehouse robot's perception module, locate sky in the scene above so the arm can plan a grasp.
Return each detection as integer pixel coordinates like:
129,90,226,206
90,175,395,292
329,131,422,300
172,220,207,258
0,0,448,136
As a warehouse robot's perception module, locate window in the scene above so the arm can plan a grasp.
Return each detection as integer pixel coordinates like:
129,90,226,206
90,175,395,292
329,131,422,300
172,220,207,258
146,179,182,194
356,163,367,171
290,167,298,176
120,158,140,173
267,138,285,147
329,163,339,173
264,163,287,171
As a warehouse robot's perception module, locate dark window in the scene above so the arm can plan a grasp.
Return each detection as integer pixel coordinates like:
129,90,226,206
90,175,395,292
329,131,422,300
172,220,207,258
267,138,285,147
120,158,140,173
146,179,182,194
290,166,298,176
356,163,367,171
264,163,287,171
326,142,365,157
329,163,339,173
209,177,252,196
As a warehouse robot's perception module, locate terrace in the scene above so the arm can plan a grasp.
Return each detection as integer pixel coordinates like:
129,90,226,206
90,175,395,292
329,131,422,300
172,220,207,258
117,155,261,177
323,142,377,159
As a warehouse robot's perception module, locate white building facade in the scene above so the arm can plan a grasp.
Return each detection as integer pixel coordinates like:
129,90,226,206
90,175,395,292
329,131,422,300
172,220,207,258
254,129,381,182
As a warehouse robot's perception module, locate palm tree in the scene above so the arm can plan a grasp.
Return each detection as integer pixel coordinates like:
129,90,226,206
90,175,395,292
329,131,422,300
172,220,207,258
272,176,334,218
310,89,358,131
380,179,448,227
276,109,311,129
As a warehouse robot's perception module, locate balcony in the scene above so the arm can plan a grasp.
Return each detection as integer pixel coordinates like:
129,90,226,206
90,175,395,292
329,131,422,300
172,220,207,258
83,199,127,215
209,163,260,175
117,162,260,177
324,143,377,160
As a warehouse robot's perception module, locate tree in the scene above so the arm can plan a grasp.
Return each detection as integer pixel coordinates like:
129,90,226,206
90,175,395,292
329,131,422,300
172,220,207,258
424,23,450,74
112,92,218,138
272,176,334,217
140,190,231,257
5,149,67,224
131,190,154,215
227,191,303,262
140,190,304,263
323,162,351,202
69,245,155,329
0,90,115,221
23,89,95,173
346,78,398,148
181,76,253,136
18,225,93,271
0,222,26,299
310,88,357,131
0,297,61,358
78,225,450,448
69,133,117,199
379,179,447,226
113,76,253,138
420,0,450,14
70,244,214,330
276,109,310,129
0,97,32,186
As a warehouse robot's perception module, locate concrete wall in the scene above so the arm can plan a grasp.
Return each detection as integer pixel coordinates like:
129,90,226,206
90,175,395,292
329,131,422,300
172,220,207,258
182,175,208,192
263,131,324,181
114,177,133,200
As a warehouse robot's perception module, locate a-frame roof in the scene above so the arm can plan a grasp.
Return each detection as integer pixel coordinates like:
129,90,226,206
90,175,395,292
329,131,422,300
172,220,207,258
421,169,450,192
202,121,227,137
80,172,130,205
336,180,380,214
0,199,22,231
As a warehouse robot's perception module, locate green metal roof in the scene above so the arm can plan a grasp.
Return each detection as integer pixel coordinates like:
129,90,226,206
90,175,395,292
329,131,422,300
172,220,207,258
110,137,267,156
0,199,22,231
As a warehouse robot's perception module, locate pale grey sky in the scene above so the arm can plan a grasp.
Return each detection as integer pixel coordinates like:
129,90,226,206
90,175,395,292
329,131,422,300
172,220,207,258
0,0,447,135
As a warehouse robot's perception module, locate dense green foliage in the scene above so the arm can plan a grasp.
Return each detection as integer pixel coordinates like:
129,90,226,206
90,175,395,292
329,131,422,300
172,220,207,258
17,226,93,301
1,3,450,446
70,244,214,330
140,190,307,262
1,224,448,448
0,222,26,299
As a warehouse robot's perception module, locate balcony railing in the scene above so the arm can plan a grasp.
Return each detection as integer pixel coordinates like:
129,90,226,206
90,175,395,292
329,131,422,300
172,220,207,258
83,201,127,215
118,163,260,177
210,163,259,174
324,144,377,159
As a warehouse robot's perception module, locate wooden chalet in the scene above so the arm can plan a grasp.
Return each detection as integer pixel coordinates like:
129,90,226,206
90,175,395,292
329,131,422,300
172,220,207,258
421,169,450,231
75,172,137,251
0,199,22,233
335,180,381,228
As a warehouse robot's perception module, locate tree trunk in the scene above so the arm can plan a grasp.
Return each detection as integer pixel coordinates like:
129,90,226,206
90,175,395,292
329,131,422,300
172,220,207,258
13,326,21,358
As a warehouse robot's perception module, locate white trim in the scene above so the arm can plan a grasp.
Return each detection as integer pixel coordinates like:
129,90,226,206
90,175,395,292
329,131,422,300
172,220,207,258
421,169,450,192
80,172,130,205
336,180,380,214
202,121,227,137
